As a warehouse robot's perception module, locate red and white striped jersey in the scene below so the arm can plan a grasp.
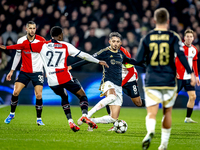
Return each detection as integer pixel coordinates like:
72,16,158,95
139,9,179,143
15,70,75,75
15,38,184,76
17,35,46,73
120,47,138,83
7,39,99,86
175,43,198,80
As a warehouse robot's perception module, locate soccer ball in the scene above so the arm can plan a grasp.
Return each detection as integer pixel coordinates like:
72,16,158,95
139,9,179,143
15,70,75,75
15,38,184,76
113,120,128,133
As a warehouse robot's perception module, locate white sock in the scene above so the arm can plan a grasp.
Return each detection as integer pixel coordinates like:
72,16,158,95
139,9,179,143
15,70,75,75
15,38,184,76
90,115,116,124
161,128,171,148
87,94,117,118
68,119,74,124
10,112,15,115
37,118,41,120
146,116,156,135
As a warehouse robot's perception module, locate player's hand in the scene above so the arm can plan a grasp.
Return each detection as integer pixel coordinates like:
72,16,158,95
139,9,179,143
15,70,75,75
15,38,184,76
68,66,72,70
190,73,196,86
99,60,109,68
0,45,6,50
6,70,14,81
196,76,200,86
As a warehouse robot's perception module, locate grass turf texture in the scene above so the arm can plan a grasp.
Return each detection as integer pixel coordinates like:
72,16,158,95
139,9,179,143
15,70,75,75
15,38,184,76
0,106,199,150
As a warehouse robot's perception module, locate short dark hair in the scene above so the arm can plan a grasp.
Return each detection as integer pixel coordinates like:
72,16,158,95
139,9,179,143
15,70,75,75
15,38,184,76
50,26,63,37
26,21,36,27
109,32,122,40
184,29,194,36
154,8,169,24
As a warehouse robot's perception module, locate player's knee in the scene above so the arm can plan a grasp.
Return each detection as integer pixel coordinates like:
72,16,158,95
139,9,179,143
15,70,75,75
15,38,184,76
132,97,142,106
189,94,196,101
107,94,117,102
13,90,20,96
35,92,42,99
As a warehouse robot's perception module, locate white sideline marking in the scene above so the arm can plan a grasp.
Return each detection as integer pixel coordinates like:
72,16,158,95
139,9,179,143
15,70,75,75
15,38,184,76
0,105,7,109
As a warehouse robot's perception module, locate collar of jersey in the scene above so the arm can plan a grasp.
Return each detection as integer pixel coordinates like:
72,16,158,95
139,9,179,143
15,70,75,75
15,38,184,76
154,28,167,31
108,46,118,53
51,39,60,43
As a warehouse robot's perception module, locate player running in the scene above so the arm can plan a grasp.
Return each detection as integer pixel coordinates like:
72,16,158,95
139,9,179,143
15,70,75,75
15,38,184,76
70,32,145,131
106,46,145,131
135,8,196,150
175,29,200,123
4,21,46,126
0,26,109,132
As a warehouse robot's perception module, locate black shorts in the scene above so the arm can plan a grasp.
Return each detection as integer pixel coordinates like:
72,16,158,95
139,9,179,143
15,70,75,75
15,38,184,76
16,71,44,87
177,79,195,93
50,78,82,96
122,81,140,98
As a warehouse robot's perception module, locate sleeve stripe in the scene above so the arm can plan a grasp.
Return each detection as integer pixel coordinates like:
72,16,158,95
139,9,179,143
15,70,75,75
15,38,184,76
75,50,81,57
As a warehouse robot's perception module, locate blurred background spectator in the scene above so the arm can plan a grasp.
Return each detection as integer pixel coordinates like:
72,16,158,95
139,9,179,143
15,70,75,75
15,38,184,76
0,0,199,73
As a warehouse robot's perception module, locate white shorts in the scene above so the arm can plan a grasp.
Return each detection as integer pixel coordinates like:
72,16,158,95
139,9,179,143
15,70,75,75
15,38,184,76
144,87,177,108
100,81,123,106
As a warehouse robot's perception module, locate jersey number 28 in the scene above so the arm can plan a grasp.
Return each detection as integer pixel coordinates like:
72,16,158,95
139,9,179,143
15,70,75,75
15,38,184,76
149,42,169,66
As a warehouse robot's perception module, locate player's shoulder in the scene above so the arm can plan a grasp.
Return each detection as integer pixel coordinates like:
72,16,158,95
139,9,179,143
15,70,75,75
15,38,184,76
35,34,46,41
97,47,110,55
17,35,27,44
168,30,181,40
191,44,198,52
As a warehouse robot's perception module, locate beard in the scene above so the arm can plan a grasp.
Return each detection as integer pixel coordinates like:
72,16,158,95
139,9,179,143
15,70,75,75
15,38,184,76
28,33,34,37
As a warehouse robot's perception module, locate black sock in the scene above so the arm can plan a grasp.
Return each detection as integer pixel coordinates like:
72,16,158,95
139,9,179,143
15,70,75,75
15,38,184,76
186,107,193,118
140,98,146,107
11,95,18,113
35,99,43,118
79,96,88,115
106,105,110,115
61,94,72,120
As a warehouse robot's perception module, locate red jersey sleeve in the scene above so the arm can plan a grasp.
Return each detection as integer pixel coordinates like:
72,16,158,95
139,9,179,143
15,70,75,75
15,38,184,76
120,46,131,58
6,42,44,53
6,43,30,50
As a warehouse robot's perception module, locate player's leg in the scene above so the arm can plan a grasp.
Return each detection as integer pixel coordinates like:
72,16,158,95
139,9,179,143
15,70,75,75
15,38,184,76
185,91,197,123
34,85,44,125
142,88,162,150
158,106,172,150
90,105,120,124
123,81,145,107
4,71,29,124
90,83,122,126
65,78,97,129
32,72,44,125
184,79,197,123
50,85,80,132
158,87,177,150
88,88,117,118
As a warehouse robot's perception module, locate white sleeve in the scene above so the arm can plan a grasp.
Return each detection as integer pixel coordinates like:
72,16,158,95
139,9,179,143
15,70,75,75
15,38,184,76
11,51,21,70
77,51,99,63
11,39,22,70
67,43,99,63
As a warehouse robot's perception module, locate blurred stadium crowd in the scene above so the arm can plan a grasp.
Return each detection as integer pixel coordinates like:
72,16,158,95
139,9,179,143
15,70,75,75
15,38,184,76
0,0,200,72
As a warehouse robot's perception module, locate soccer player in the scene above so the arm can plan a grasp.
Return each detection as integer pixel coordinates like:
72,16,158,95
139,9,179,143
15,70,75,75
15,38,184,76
106,46,145,131
135,8,196,150
0,26,109,132
70,32,145,130
4,21,46,126
175,29,200,123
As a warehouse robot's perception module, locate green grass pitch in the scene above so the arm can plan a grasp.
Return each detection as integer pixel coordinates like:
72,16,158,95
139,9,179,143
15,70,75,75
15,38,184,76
0,105,200,150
